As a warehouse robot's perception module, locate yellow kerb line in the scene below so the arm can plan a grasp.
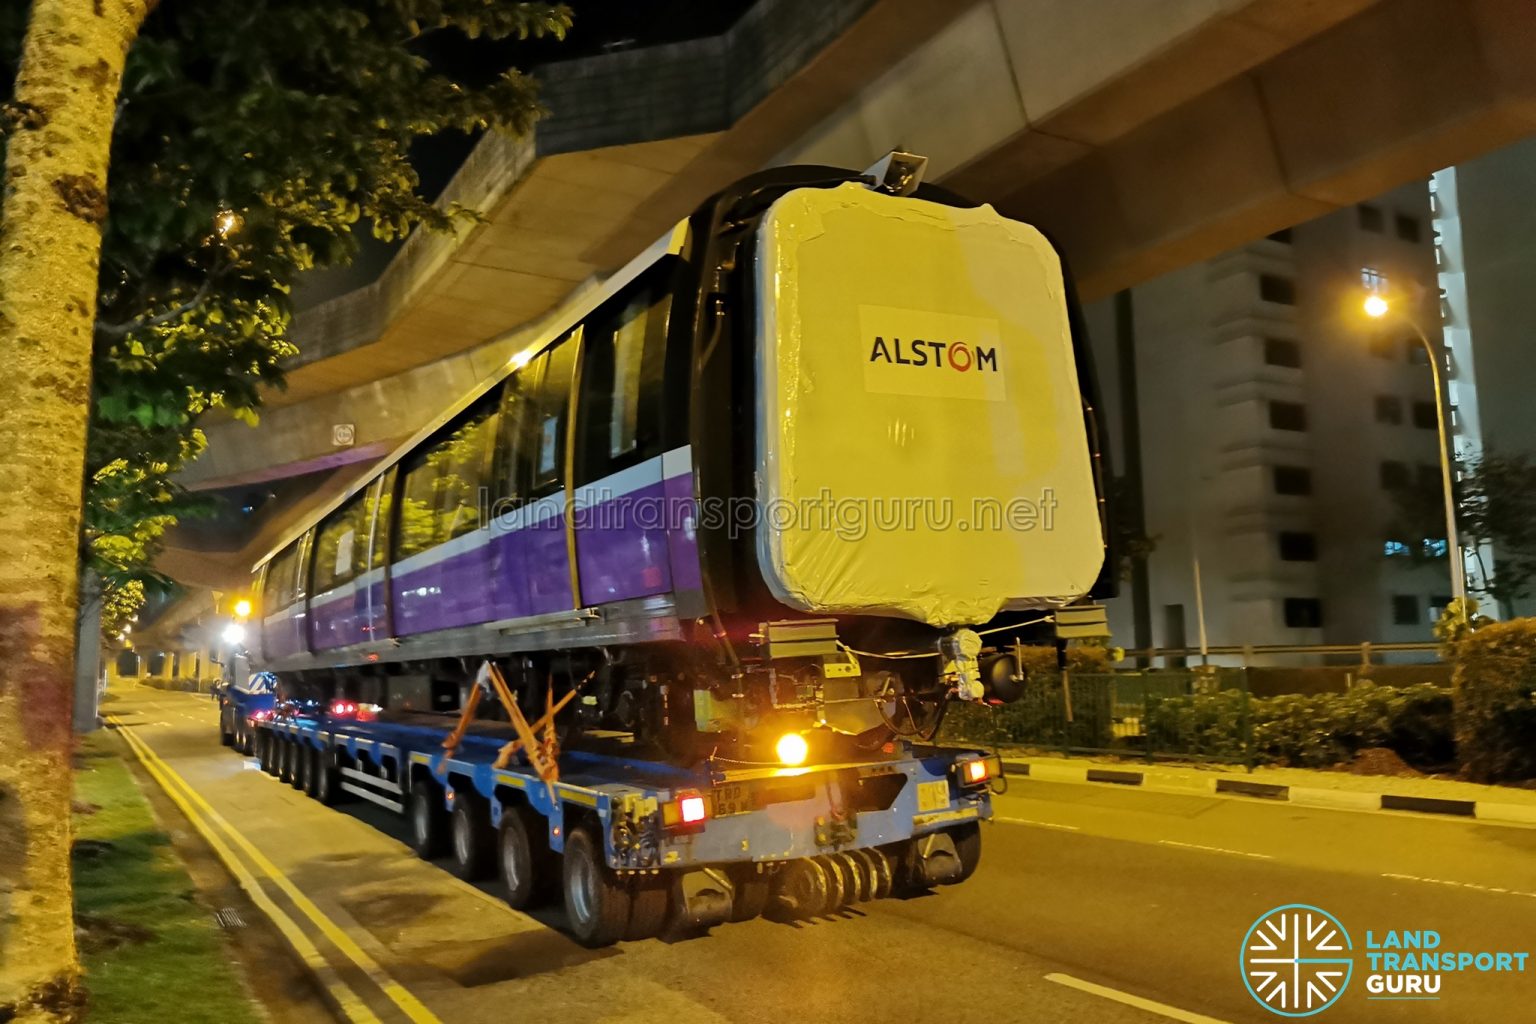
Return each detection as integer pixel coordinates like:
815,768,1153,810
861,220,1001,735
109,715,443,1024
110,718,381,1024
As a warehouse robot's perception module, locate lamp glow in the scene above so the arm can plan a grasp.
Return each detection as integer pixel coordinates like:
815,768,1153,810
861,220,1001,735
221,622,246,645
776,732,809,766
1363,294,1389,318
233,598,252,619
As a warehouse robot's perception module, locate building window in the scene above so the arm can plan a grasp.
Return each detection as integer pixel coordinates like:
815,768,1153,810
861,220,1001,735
1258,274,1296,305
1412,400,1438,429
1428,594,1454,621
1284,598,1324,628
1379,460,1409,489
1392,594,1419,625
1263,337,1302,368
1369,334,1395,359
1374,395,1403,424
1278,531,1318,561
1416,464,1441,492
1406,339,1430,365
1383,539,1411,558
1422,538,1448,558
1361,266,1387,293
1269,401,1307,431
1395,214,1421,243
1358,204,1384,232
1268,228,1293,244
1273,465,1312,495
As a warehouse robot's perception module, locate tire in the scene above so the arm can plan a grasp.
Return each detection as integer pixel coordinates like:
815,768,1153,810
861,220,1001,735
312,748,339,806
304,746,324,799
219,709,234,746
234,721,248,754
951,821,982,884
498,804,554,909
408,784,448,859
450,791,496,881
288,739,305,792
624,874,670,941
260,733,280,776
728,866,771,922
562,825,631,948
280,740,297,785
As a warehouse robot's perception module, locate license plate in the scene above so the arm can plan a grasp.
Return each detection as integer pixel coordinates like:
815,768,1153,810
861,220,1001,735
712,781,758,817
916,779,950,813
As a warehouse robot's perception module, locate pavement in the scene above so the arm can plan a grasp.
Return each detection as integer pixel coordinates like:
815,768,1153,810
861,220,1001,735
1001,754,1536,825
101,684,1536,1024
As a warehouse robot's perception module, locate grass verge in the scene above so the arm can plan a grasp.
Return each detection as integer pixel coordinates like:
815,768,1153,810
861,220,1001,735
74,733,263,1024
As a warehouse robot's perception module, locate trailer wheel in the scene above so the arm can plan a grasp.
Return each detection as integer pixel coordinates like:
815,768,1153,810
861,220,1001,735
562,825,631,947
303,746,322,799
311,748,339,805
498,804,554,909
289,743,308,790
728,866,771,922
219,709,234,746
233,720,248,754
258,732,277,775
624,874,670,941
450,791,496,881
951,821,981,884
408,784,448,859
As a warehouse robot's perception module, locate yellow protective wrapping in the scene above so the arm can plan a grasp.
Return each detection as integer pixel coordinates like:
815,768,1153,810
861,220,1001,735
754,184,1104,627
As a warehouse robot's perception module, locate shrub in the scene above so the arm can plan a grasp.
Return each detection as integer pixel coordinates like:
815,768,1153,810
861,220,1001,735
1453,619,1536,783
1144,682,1453,769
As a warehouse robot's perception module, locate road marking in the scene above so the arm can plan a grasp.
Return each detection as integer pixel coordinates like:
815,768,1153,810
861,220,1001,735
110,714,444,1024
1045,973,1235,1024
995,816,1081,832
111,718,383,1024
1383,871,1536,901
1158,839,1271,861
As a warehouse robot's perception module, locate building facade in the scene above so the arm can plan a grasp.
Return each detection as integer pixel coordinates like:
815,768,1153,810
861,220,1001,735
1088,183,1459,656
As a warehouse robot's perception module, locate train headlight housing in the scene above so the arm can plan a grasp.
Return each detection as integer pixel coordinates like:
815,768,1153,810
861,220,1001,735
776,732,809,767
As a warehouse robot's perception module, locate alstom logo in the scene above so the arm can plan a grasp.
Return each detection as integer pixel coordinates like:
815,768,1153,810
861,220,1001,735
868,337,999,373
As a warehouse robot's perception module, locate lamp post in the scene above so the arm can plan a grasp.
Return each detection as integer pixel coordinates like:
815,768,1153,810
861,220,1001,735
1363,294,1466,618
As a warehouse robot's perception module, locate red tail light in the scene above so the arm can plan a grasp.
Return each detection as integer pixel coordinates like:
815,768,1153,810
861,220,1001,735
680,795,706,823
661,792,710,829
330,699,358,718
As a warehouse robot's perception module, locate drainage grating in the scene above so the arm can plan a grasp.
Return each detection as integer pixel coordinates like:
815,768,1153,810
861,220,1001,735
213,907,247,930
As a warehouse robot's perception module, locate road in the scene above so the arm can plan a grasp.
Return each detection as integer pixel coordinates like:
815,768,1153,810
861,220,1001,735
103,684,1536,1024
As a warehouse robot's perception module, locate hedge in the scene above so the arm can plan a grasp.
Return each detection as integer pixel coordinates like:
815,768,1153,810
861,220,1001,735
1453,619,1536,783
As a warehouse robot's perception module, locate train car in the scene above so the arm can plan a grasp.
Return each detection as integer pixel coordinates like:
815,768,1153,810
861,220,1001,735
240,154,1112,944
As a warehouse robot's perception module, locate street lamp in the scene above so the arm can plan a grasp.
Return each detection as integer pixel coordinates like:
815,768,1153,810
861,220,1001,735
1363,294,1466,618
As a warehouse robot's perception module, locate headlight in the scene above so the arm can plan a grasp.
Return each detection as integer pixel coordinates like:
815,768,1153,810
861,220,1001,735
776,732,809,767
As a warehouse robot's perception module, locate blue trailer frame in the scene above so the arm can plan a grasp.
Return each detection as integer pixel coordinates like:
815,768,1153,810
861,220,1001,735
247,706,997,945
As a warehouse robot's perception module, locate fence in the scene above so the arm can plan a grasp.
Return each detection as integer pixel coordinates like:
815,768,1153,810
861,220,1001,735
943,669,1258,767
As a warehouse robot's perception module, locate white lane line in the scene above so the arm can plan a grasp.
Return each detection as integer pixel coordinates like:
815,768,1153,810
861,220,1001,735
1045,973,1234,1024
1157,839,1271,860
995,816,1081,832
1383,871,1536,901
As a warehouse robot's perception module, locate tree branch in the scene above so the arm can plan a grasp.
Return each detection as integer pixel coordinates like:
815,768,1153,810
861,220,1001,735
96,275,213,337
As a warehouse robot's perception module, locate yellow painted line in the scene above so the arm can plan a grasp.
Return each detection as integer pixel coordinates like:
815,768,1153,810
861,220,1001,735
110,715,443,1024
110,719,382,1024
1045,973,1234,1024
560,787,599,808
494,772,527,790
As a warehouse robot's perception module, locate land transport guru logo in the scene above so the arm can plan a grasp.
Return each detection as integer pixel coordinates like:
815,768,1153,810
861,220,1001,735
1241,903,1530,1016
1242,904,1353,1017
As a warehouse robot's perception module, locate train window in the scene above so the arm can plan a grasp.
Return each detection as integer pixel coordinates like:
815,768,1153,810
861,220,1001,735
529,334,577,496
396,398,497,559
492,368,535,507
576,274,671,483
312,494,369,593
264,541,301,610
367,469,394,569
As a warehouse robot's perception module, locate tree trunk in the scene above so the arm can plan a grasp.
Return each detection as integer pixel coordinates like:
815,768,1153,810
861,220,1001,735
0,2,149,1020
